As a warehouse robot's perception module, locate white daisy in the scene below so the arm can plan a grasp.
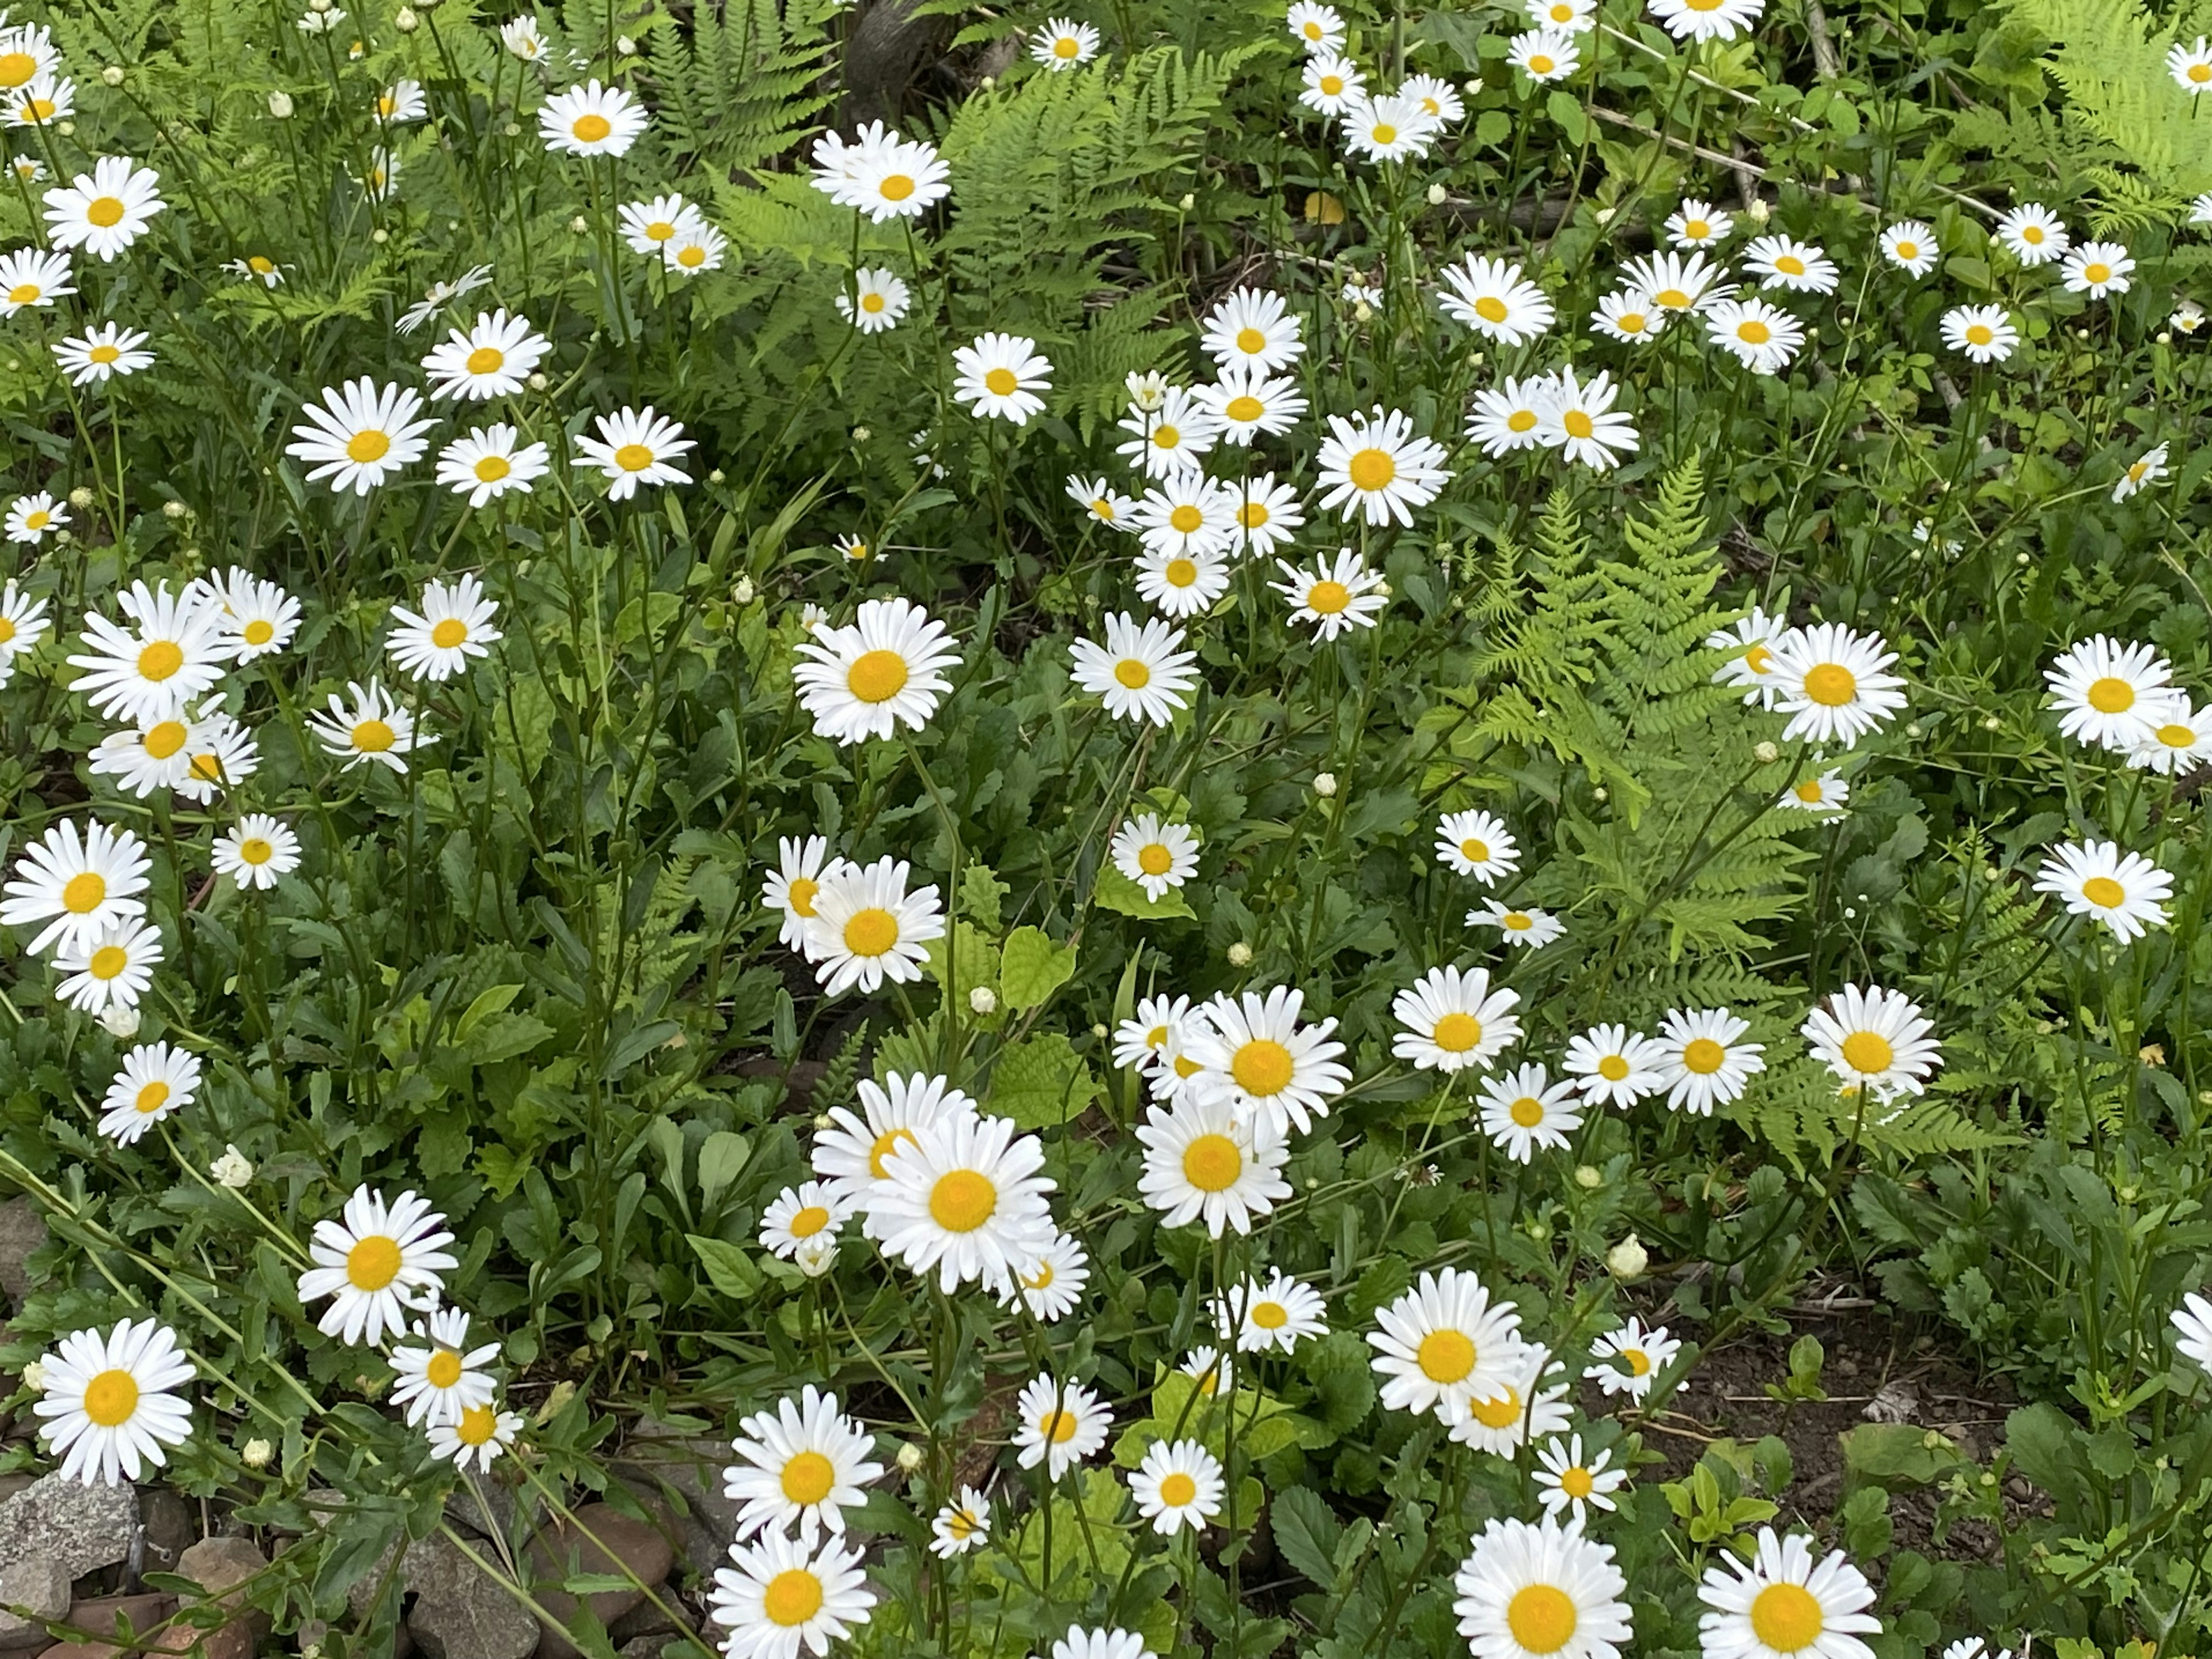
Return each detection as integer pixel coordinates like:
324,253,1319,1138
538,79,648,156
1536,368,1639,470
1706,607,1792,707
1013,1373,1111,1480
575,406,695,500
1135,1093,1291,1236
1274,547,1387,641
2113,442,2170,503
95,1041,200,1146
1109,813,1200,900
763,835,850,956
1995,203,2069,266
1195,366,1308,443
296,1185,457,1347
2172,1291,2212,1378
2062,240,2133,298
1116,385,1221,478
1590,289,1665,343
53,918,163,1016
2033,839,2172,942
211,815,302,891
1769,623,1907,748
1031,17,1101,68
1704,298,1804,374
1368,1267,1531,1424
1696,1528,1880,1659
44,156,165,262
2045,636,2190,749
1801,985,1941,1101
810,120,950,222
1200,286,1306,373
1132,473,1238,563
386,573,501,682
428,1401,524,1471
759,1182,849,1260
0,580,49,680
502,15,551,59
1562,1024,1667,1108
1469,901,1566,948
1316,406,1453,525
1067,474,1139,530
1339,93,1441,163
0,247,73,316
176,706,260,804
1647,0,1764,42
1453,1514,1631,1659
1228,474,1305,559
3,490,65,545
1438,254,1556,346
1507,26,1581,80
1286,1,1347,52
286,377,435,495
1187,985,1351,1138
1940,305,2017,364
709,1530,877,1659
1400,73,1468,123
1478,1064,1583,1162
931,1487,991,1556
1134,542,1233,619
1656,1007,1765,1115
953,332,1053,424
1778,769,1850,814
1217,1270,1328,1353
810,1070,980,1224
421,309,548,402
388,1307,499,1429
803,857,945,996
723,1385,885,1543
306,679,432,774
835,267,911,332
1744,234,1838,294
1666,198,1734,248
2125,703,2212,774
1585,1316,1680,1399
1005,1233,1090,1321
1130,1438,1224,1534
1879,220,1936,276
618,192,706,258
872,1112,1057,1296
435,423,550,506
1534,1435,1627,1521
1299,53,1366,115
32,1318,195,1486
1391,964,1522,1073
1,819,151,958
53,322,153,385
1467,374,1557,456
1069,613,1200,726
65,581,228,728
791,596,960,744
1113,993,1196,1073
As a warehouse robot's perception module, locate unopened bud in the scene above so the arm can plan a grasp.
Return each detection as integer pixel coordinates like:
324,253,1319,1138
1313,771,1338,798
732,576,757,605
1574,1164,1603,1190
1606,1233,1649,1281
794,1235,837,1278
570,215,589,233
1753,740,1780,763
616,32,636,52
242,1437,275,1469
969,986,998,1015
896,1441,927,1473
1226,942,1253,967
101,65,125,85
67,487,94,510
268,90,295,118
21,1362,46,1393
99,1004,141,1038
1426,183,1447,204
394,5,418,28
527,371,548,391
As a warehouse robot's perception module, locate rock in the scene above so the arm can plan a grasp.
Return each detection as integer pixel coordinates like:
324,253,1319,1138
608,1593,679,1642
612,1420,737,1574
528,1503,677,1659
0,1198,46,1311
1862,1380,1919,1424
400,1533,539,1659
135,1488,194,1576
618,1638,676,1659
0,1475,138,1578
0,1555,70,1649
444,1467,540,1546
41,1592,175,1658
173,1535,268,1657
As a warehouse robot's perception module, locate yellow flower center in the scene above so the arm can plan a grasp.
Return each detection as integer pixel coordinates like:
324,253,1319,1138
1230,1037,1295,1096
1416,1329,1475,1382
646,221,676,241
2156,722,2195,747
878,174,915,202
1624,1346,1652,1375
90,344,120,364
465,346,505,376
1599,1054,1630,1080
572,112,612,142
1039,1405,1080,1442
1371,122,1398,143
928,1169,997,1232
2084,262,2111,284
346,429,391,464
1528,53,1554,72
248,255,276,275
1113,658,1151,689
1744,643,1774,672
457,1403,499,1444
1152,423,1182,449
1775,255,1805,276
2082,875,2126,909
1683,218,1708,238
1158,1471,1198,1505
1347,448,1397,491
1054,34,1081,56
475,454,512,483
1748,1582,1825,1653
6,283,40,305
1618,312,1647,334
1801,662,1857,706
867,1126,916,1177
786,876,820,918
1737,319,1772,345
352,718,396,753
81,1368,141,1427
1839,1031,1894,1074
63,872,108,914
1431,1012,1483,1054
1236,327,1266,353
1475,295,1509,324
847,647,910,703
431,618,469,649
984,367,1019,396
138,641,185,681
1794,779,1826,802
89,945,129,980
1168,506,1203,535
426,1350,463,1388
1225,395,1265,424
677,244,707,268
0,51,35,85
1561,1465,1594,1498
1320,74,1343,94
762,1569,824,1627
1025,1262,1056,1289
1308,579,1351,615
1563,410,1594,439
2192,62,2210,81
1181,1132,1243,1191
861,291,885,312
781,1449,836,1505
134,1081,170,1115
1896,241,1919,260
1471,1385,1522,1428
1138,842,1175,874
2086,676,2135,713
1252,1301,1288,1328
140,718,192,760
1681,1036,1727,1074
1509,1096,1545,1127
615,442,656,472
842,907,900,957
0,618,13,645
86,196,127,228
1502,911,1533,930
2023,225,2046,244
1508,409,1538,433
789,1204,831,1238
1506,1585,1578,1654
346,1234,403,1290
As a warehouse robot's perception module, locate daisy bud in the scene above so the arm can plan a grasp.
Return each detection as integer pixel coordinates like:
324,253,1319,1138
1226,942,1253,967
2016,551,2031,566
1594,206,1616,225
99,1004,142,1039
1605,1233,1649,1281
1591,786,1607,801
709,468,728,483
1527,1218,1551,1242
794,1234,837,1277
161,499,188,520
268,91,296,117
1574,1164,1603,1189
1353,302,1373,322
503,122,520,137
812,1113,832,1128
371,229,388,244
21,1361,46,1393
243,1437,275,1469
980,75,995,89
850,427,870,443
56,120,73,137
1905,723,1922,738
210,1146,255,1188
68,487,94,510
617,32,637,52
1178,193,1195,211
897,1441,927,1473
527,372,548,391
570,215,589,233
1981,715,2002,731
1313,771,1338,797
732,577,757,605
1461,78,1480,93
1426,183,1447,204
1753,740,1780,763
395,6,418,28
102,65,125,85
1089,1021,1106,1037
969,986,997,1014
2142,1043,2166,1067
1747,198,1770,221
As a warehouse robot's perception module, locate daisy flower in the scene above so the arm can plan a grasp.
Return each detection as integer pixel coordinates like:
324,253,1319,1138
1200,286,1306,373
665,222,728,275
2062,240,2134,298
429,1402,524,1471
1744,234,1838,293
1274,547,1388,641
1802,985,1941,1101
1134,542,1233,618
1369,1267,1530,1424
1507,26,1581,80
759,1181,848,1260
1113,994,1196,1073
1562,1024,1666,1107
1287,0,1346,51
1704,298,1805,374
2113,442,2170,503
421,309,548,402
1467,375,1556,456
723,1385,885,1543
1438,254,1556,345
1051,1631,1150,1659
1534,1435,1627,1521
1067,474,1138,530
1880,220,1937,276
387,574,501,682
1769,623,1907,747
791,596,960,744
1116,385,1221,478
1136,1094,1292,1235
0,247,72,316
1013,1374,1111,1480
1316,407,1453,525
1696,1528,1880,1659
1477,1064,1583,1162
3,71,66,126
224,254,286,287
1391,963,1522,1072
2044,635,2181,749
812,1071,979,1225
185,568,297,666
1031,17,1101,67
1182,1346,1236,1397
1299,54,1367,115
2172,1291,2212,1378
96,1041,200,1145
286,378,434,495
212,815,301,891
1453,1514,1631,1659
1647,0,1764,42
502,14,551,59
296,1186,457,1347
435,423,550,506
1469,900,1566,948
1006,1233,1090,1321
762,835,849,955
67,581,228,728
1585,1316,1680,1399
1217,1270,1329,1353
1400,73,1468,123
1707,607,1791,707
836,267,911,332
618,192,706,259
1069,613,1200,726
32,1319,195,1486
5,490,66,544
872,1111,1056,1296
1590,289,1665,343
1536,368,1639,469
53,323,153,386
2126,703,2212,774
0,580,48,682
2034,839,2172,942
359,146,401,202
1666,198,1734,248
1941,305,2017,364
1626,249,1731,315
709,1531,877,1659
2171,37,2212,90
1130,1439,1224,1534
1195,366,1308,442
54,918,163,1016
811,120,951,222
388,1307,499,1429
1778,769,1850,813
396,264,493,335
373,78,427,123
175,708,259,804
1187,986,1351,1138
575,406,695,499
1132,474,1238,562
1,819,151,958
952,332,1053,424
1655,1007,1765,1115
804,857,945,995
930,1488,991,1556
1995,202,2069,265
539,79,647,156
44,157,165,262
1228,474,1305,558
306,679,432,774
1109,812,1200,900
0,20,61,85
1340,93,1440,162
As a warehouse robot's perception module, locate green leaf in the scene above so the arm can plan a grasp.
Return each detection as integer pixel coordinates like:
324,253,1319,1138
1841,1422,1962,1490
959,864,1009,930
999,926,1078,1010
1546,89,1589,143
988,1033,1099,1128
465,1012,557,1067
453,983,523,1037
697,1131,752,1204
1269,1487,1338,1588
1092,864,1196,921
688,1234,764,1300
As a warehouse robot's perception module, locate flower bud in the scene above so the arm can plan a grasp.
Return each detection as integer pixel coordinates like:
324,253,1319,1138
1605,1233,1649,1281
210,1146,255,1188
850,427,871,444
1574,1164,1603,1190
709,468,728,483
1226,942,1253,967
99,1004,141,1039
243,1437,275,1469
1426,183,1446,205
268,90,295,118
1177,192,1195,211
896,1441,927,1473
370,228,389,244
570,215,589,233
161,499,188,520
527,371,548,391
1313,771,1338,797
732,576,757,605
969,986,998,1015
794,1235,837,1278
616,33,637,52
1753,740,1780,763
21,1361,46,1393
101,65,125,85
67,487,94,510
1747,197,1771,222
395,6,418,28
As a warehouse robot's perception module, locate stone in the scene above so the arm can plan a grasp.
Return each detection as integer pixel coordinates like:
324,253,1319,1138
528,1503,678,1659
135,1488,194,1576
173,1535,269,1657
608,1593,679,1643
0,1555,69,1649
40,1592,175,1659
0,1198,46,1312
400,1533,539,1659
617,1638,676,1659
611,1419,737,1573
0,1475,138,1578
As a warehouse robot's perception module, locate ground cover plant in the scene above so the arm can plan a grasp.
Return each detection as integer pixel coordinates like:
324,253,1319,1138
1,0,2211,1651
